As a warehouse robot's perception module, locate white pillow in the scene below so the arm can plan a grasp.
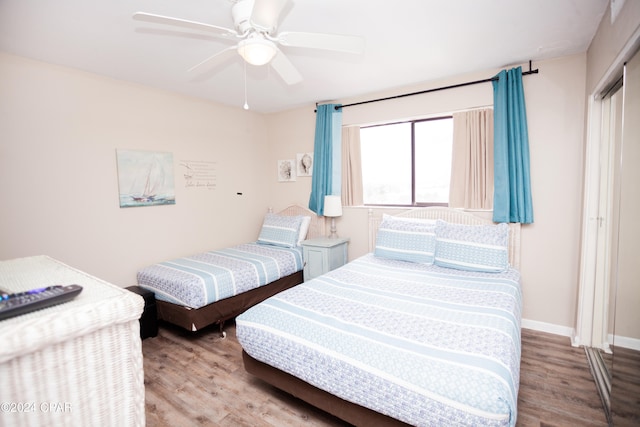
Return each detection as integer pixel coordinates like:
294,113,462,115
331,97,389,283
297,216,312,246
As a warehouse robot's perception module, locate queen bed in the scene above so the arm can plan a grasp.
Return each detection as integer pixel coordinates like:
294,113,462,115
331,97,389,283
236,207,522,426
136,205,324,333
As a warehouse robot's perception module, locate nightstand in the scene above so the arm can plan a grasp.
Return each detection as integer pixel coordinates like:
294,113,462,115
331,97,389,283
301,237,349,281
125,286,158,339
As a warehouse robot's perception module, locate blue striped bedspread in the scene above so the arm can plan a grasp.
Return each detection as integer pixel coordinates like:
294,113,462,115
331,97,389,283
236,253,522,427
137,243,303,309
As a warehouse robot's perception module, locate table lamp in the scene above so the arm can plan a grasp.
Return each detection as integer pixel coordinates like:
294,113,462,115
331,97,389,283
323,195,342,239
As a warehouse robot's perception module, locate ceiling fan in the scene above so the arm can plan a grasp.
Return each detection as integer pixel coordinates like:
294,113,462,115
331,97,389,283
133,0,365,85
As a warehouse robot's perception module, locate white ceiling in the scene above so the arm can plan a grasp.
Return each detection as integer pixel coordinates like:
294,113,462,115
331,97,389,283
0,0,609,113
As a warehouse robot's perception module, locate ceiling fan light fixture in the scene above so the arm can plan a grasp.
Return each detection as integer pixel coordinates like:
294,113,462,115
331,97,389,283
237,37,277,66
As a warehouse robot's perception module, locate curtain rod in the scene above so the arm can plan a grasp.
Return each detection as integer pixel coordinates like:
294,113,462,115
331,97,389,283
315,60,538,112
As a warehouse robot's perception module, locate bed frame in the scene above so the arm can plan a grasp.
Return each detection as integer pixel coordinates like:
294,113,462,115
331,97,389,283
154,205,325,334
242,207,521,425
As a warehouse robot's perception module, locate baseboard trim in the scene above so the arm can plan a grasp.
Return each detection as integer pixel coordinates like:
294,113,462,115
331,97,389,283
522,319,640,351
522,318,574,338
608,334,640,351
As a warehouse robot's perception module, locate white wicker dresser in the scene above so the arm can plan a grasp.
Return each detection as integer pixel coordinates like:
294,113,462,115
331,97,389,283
0,255,145,427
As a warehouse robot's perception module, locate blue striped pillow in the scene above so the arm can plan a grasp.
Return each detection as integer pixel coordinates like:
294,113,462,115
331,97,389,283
257,213,304,248
434,220,509,272
374,215,436,264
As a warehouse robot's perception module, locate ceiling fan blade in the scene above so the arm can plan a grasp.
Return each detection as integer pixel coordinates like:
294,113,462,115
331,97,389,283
250,0,290,32
188,47,238,74
277,31,365,54
133,12,238,39
270,50,303,85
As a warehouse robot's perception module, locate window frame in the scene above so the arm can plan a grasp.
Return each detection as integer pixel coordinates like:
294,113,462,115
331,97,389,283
360,115,453,208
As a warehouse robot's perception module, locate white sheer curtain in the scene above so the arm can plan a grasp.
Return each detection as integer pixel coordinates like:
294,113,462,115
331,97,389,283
449,108,494,209
341,125,363,206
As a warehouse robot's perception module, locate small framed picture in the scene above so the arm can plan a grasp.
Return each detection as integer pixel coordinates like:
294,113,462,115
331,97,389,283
277,159,296,182
296,152,313,177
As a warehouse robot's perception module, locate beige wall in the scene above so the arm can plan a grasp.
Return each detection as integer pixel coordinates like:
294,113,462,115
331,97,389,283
264,107,318,210
0,50,593,333
586,0,640,93
269,55,588,334
0,52,273,286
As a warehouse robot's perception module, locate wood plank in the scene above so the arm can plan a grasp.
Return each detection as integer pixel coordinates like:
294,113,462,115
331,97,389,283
517,329,608,427
610,345,640,426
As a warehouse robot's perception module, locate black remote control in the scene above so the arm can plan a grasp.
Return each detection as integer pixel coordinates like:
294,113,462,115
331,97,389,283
0,285,83,321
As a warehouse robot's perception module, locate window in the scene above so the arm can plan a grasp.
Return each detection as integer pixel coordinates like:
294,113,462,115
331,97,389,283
360,117,453,206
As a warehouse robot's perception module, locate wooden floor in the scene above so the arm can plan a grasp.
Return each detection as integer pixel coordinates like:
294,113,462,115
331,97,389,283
609,345,640,426
142,321,609,427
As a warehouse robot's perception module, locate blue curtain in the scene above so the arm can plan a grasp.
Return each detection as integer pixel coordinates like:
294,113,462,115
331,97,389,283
492,67,534,223
309,104,342,215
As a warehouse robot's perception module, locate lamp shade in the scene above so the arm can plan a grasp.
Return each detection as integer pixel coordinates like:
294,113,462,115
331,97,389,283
237,37,277,66
323,195,342,217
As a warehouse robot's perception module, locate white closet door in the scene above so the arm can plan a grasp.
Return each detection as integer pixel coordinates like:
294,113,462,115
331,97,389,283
613,47,640,348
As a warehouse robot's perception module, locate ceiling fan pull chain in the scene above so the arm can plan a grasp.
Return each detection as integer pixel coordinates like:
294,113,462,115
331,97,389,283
243,60,249,110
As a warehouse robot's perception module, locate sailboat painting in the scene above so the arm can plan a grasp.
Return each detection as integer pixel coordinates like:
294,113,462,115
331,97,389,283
116,150,176,208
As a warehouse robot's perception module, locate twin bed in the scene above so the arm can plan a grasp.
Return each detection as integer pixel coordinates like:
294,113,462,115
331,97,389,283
138,205,522,426
136,205,324,333
236,208,522,427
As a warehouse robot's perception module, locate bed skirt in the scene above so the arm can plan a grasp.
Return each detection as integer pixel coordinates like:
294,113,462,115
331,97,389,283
242,350,410,427
156,271,303,332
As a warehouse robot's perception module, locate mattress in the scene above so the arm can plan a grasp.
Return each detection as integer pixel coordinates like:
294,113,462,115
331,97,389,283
137,242,303,309
236,253,522,427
